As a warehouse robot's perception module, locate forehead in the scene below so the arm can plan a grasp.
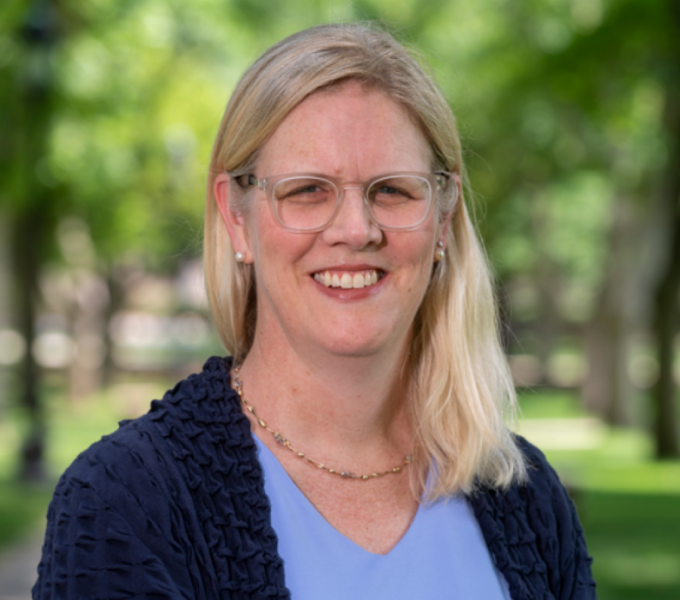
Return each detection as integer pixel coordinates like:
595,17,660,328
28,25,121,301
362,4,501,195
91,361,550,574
257,81,432,176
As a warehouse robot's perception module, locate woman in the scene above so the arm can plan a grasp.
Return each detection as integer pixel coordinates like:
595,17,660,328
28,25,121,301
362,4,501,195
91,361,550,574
34,24,596,599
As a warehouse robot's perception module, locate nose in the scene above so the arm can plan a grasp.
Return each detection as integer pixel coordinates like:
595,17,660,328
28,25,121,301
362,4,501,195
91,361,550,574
320,186,382,249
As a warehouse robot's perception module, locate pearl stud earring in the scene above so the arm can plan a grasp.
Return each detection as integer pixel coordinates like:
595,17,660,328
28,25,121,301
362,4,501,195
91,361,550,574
434,240,445,261
235,252,245,262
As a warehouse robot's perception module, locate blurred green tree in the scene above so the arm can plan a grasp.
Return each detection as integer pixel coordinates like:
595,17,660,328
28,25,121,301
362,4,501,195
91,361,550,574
414,0,678,454
1,0,678,482
1,0,63,480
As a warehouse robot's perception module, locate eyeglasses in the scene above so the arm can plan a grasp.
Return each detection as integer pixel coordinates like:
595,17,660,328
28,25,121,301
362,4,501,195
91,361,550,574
238,171,454,233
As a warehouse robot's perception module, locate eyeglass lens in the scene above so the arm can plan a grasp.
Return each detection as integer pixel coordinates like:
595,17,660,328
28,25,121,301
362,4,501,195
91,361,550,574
272,176,431,230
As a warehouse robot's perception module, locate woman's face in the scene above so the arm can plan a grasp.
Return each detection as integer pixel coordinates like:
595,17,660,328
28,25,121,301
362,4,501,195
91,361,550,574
217,81,450,361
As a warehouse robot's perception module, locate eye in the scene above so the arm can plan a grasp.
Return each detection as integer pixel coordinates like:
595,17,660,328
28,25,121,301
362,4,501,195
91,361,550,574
377,185,401,195
274,178,334,205
369,177,428,206
291,183,324,195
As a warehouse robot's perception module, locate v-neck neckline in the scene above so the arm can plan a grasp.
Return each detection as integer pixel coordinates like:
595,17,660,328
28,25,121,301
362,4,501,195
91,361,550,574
253,433,424,557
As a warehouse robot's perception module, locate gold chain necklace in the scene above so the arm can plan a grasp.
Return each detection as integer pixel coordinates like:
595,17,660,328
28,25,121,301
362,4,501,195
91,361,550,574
232,365,414,480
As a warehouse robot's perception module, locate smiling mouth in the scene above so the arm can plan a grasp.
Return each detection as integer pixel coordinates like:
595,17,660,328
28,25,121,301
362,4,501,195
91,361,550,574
313,269,381,289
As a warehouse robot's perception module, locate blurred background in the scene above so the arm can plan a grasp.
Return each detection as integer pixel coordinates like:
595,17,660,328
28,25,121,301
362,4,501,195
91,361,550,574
1,0,679,598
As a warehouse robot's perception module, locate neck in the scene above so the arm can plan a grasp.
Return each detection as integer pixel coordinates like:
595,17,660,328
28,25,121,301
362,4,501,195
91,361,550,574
236,329,414,469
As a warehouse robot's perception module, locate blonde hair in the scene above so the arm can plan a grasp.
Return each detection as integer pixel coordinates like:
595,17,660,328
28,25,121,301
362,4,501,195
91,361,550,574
204,23,526,497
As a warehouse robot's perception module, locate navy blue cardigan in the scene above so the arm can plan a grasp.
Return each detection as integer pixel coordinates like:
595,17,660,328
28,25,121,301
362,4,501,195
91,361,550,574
33,357,596,599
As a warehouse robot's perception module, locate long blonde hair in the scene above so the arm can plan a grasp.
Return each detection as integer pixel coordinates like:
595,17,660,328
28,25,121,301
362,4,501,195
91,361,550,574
204,23,526,497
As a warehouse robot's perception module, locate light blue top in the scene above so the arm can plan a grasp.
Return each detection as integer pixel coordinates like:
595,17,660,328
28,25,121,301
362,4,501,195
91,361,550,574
254,436,511,599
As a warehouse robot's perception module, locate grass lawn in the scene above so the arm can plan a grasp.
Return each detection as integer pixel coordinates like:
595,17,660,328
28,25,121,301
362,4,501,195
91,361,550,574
0,482,53,548
583,492,680,600
1,384,679,600
517,389,680,600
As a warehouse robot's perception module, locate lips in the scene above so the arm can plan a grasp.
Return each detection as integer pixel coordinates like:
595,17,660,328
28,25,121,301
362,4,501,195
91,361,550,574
313,269,381,289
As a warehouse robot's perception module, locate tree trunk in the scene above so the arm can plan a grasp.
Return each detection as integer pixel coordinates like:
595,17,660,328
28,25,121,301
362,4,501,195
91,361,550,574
582,200,634,424
653,254,680,457
651,103,680,458
12,0,61,480
13,209,47,481
651,0,680,458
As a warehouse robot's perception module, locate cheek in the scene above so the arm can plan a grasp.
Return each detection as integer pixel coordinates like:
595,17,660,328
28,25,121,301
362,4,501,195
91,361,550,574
251,217,317,284
384,236,435,297
409,235,437,291
246,204,282,260
390,229,436,265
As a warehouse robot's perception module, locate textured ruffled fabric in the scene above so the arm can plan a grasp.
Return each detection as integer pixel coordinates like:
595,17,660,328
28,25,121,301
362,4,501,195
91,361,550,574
34,356,595,599
34,357,288,600
469,438,597,599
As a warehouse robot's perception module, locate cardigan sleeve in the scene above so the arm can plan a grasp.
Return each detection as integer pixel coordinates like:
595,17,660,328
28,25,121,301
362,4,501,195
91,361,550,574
470,436,597,600
514,436,597,600
32,421,210,600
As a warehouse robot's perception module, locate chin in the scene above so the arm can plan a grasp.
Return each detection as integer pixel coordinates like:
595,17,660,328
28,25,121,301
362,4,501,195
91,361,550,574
318,331,394,358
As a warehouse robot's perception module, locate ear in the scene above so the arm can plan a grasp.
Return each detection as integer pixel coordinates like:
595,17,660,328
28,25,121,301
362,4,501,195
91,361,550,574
214,173,252,262
437,173,461,249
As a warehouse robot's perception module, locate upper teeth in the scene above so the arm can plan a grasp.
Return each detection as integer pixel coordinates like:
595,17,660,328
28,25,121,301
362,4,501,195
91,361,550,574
314,270,379,289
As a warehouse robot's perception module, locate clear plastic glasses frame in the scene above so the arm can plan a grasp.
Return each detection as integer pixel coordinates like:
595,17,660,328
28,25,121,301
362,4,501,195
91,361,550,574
239,171,454,233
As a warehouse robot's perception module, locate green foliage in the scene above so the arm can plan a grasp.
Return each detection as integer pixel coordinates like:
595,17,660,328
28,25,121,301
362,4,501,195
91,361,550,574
415,0,676,326
2,8,678,599
2,0,674,300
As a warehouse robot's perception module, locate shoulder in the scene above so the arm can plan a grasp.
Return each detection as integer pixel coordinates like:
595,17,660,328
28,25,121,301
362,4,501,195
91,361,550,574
468,436,571,546
469,435,574,523
36,413,194,597
35,357,245,599
515,435,571,506
44,356,238,531
469,435,596,600
144,355,251,452
60,356,238,490
55,356,250,510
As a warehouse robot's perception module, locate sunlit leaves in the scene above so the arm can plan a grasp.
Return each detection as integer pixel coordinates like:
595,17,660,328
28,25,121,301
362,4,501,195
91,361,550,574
2,0,672,317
